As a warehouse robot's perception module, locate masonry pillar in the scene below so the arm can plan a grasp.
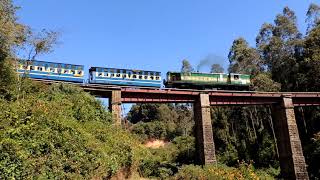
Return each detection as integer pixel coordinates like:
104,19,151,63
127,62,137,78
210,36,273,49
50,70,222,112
272,95,309,180
109,90,122,125
194,93,217,165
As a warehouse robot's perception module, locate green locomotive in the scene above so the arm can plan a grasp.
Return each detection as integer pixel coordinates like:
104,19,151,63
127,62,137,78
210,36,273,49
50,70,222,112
164,72,251,90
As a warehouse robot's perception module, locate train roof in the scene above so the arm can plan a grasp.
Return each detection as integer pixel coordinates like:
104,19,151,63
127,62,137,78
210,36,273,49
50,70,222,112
19,59,84,67
89,66,161,73
167,71,226,75
167,71,249,75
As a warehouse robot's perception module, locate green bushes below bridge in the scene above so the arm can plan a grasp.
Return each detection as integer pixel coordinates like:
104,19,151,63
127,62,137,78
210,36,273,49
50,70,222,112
0,81,149,179
0,80,278,179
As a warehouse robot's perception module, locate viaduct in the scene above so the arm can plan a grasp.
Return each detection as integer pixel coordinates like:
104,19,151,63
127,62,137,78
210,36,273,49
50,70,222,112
79,84,320,180
30,78,319,180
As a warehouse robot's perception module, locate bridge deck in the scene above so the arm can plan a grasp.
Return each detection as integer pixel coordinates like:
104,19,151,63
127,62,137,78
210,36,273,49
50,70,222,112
33,79,320,106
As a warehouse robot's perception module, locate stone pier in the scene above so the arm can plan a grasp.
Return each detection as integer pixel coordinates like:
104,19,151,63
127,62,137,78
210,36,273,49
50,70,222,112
194,93,217,165
109,90,122,125
272,95,309,180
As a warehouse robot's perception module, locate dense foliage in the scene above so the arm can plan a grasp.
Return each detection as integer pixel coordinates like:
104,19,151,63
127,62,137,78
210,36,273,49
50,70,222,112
1,0,320,179
173,163,277,180
128,3,320,179
0,81,150,179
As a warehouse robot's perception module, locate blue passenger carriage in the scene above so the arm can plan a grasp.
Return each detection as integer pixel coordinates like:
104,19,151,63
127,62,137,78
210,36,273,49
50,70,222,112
89,67,161,88
17,60,84,83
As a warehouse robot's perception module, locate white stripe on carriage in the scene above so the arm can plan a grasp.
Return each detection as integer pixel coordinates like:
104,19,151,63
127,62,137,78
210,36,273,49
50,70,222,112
94,78,161,84
18,72,83,79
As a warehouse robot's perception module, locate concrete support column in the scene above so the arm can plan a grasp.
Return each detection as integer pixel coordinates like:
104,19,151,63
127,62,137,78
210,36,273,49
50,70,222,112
194,93,217,165
272,95,309,180
109,90,122,125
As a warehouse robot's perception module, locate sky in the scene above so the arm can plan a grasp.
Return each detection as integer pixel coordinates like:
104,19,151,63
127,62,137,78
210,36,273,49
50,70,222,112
14,0,319,76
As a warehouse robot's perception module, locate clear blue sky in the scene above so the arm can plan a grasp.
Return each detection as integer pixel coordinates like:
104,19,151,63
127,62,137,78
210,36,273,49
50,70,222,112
15,0,318,75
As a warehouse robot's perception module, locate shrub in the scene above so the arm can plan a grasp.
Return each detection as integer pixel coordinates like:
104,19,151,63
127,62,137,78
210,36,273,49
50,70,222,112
173,162,275,180
0,82,144,179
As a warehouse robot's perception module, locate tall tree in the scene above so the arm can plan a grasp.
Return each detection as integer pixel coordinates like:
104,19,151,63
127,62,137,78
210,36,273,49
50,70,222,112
228,38,262,75
181,59,194,73
210,64,224,73
0,0,26,97
256,6,303,91
306,3,320,33
303,19,320,91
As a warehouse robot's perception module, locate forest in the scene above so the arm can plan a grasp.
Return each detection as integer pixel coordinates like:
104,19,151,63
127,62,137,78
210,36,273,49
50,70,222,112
1,0,320,179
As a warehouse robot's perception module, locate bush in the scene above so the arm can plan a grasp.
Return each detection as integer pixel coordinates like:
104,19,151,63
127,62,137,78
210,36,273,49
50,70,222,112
0,82,145,179
305,132,320,179
131,121,168,141
138,146,178,179
172,136,195,164
173,162,275,180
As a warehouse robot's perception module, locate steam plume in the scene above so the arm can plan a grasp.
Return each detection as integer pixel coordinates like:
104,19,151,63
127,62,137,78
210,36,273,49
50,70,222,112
196,54,225,72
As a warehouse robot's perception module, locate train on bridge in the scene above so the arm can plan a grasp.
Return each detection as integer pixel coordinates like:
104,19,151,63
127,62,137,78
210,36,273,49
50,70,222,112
17,60,251,90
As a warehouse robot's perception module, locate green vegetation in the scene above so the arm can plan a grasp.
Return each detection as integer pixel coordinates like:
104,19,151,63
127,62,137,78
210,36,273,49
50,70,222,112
0,79,151,179
129,3,320,179
173,163,276,180
1,0,320,179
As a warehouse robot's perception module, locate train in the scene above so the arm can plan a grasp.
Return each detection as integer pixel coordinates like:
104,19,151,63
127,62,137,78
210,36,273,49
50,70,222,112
17,60,251,90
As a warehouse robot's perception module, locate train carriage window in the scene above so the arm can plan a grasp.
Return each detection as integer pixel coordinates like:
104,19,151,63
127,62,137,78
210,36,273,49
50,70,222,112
132,72,137,79
109,69,114,77
127,72,131,78
58,64,62,69
155,72,160,80
117,70,121,77
71,65,76,73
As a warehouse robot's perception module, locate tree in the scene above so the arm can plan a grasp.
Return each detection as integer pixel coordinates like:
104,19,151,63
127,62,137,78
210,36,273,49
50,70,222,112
181,59,194,73
210,64,224,73
128,103,194,140
306,3,320,33
302,21,320,91
23,29,60,61
256,6,303,91
0,0,26,96
251,73,281,92
228,38,262,75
